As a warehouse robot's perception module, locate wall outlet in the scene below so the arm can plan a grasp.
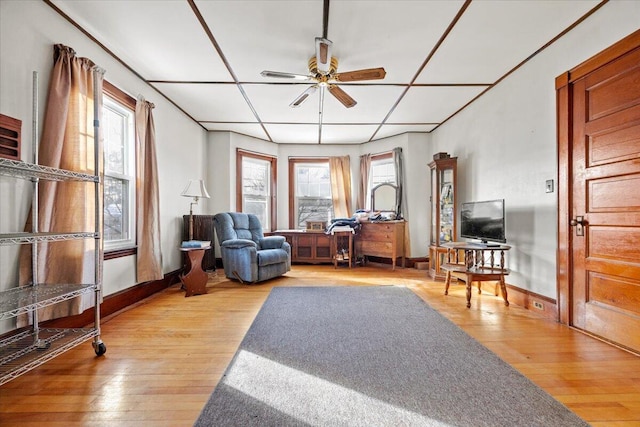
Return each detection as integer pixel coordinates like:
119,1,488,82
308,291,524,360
533,301,544,310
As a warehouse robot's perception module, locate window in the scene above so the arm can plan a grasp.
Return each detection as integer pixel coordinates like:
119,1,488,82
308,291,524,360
102,83,136,252
368,153,396,209
289,159,333,229
236,150,276,231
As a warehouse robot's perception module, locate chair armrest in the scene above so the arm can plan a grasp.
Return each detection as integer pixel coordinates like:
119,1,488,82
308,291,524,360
221,239,257,250
260,236,286,249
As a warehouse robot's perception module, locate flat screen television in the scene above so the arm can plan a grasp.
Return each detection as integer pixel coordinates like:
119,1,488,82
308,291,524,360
460,199,506,244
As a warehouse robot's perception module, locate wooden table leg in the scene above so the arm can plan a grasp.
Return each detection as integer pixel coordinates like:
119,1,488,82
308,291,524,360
465,274,472,308
499,275,509,306
181,249,208,297
444,270,452,295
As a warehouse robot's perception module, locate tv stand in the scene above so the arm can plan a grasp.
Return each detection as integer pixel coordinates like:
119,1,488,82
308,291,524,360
441,242,511,308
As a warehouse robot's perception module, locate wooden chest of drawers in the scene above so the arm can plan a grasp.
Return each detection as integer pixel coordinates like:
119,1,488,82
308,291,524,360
355,221,405,269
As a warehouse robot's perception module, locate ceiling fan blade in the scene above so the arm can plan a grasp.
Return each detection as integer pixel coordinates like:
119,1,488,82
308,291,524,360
290,85,318,108
328,85,357,108
315,37,333,75
261,70,313,81
335,67,386,82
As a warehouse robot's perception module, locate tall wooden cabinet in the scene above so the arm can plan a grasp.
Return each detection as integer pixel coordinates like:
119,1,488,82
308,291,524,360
429,156,457,280
182,215,216,271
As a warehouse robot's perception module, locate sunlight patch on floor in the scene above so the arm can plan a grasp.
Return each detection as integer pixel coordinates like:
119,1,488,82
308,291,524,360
223,350,453,426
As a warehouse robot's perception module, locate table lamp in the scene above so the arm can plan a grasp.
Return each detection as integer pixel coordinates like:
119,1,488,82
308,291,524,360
181,179,210,240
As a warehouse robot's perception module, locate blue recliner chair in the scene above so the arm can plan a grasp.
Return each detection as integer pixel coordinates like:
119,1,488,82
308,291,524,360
213,212,291,283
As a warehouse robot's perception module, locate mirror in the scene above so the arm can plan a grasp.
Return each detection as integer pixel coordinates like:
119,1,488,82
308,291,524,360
371,183,398,213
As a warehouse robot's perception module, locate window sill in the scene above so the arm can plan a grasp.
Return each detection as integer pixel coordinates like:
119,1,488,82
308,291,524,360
104,247,137,260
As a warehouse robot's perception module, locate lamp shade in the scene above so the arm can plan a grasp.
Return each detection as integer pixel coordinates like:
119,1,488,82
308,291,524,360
181,179,210,199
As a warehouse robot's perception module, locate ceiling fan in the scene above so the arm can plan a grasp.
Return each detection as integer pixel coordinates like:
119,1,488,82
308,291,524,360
261,37,386,109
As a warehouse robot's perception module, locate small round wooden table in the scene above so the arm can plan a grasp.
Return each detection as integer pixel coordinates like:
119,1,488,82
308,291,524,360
179,246,211,297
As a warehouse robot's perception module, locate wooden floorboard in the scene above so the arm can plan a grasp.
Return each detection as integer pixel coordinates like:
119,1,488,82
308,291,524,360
1,264,638,425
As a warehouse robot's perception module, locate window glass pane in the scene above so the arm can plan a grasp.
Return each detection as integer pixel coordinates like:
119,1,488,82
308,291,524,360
104,176,127,242
244,198,268,226
103,104,126,175
296,198,333,228
294,162,332,228
103,94,135,249
371,159,396,187
243,158,269,196
242,156,271,230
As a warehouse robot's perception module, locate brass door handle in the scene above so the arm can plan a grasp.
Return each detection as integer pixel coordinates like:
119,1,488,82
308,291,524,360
570,216,585,236
570,218,584,226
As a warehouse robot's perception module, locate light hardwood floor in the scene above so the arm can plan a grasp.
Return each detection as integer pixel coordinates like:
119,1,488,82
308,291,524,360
1,264,639,426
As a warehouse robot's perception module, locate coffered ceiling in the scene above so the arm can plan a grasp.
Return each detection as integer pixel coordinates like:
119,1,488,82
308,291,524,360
48,0,604,144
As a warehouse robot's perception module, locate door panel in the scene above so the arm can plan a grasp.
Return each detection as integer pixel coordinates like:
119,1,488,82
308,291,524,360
587,106,640,166
571,46,640,352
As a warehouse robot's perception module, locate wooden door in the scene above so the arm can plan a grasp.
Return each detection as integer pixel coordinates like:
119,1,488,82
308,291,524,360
568,44,640,352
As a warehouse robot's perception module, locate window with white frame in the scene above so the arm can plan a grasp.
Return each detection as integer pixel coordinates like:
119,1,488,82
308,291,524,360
290,160,333,229
368,155,396,209
103,95,135,250
240,154,272,230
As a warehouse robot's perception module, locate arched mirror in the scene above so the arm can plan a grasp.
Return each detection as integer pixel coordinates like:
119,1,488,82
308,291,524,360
371,183,398,214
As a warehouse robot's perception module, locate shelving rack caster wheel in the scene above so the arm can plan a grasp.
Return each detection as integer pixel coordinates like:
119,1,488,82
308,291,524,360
93,340,107,356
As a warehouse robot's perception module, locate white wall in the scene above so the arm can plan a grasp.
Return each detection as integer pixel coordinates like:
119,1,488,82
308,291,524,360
429,1,640,298
206,131,431,257
0,0,207,332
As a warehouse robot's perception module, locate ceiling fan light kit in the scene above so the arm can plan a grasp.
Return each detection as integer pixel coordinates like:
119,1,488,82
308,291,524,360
262,36,386,109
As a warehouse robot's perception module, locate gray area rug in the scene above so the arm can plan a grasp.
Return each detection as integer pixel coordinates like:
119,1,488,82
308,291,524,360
195,286,589,426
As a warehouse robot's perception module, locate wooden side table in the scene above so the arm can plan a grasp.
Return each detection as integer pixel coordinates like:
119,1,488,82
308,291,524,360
179,246,211,297
332,230,353,268
441,242,511,308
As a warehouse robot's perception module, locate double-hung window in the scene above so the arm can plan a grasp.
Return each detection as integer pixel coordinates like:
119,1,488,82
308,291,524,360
237,150,276,231
289,159,333,229
102,85,136,251
368,153,396,209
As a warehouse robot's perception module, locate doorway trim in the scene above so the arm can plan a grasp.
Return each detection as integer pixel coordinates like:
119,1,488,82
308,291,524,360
555,29,640,325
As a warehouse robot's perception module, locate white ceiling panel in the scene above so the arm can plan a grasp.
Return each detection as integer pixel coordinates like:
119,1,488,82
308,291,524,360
328,1,466,83
416,0,602,83
51,0,231,81
194,0,322,82
151,83,256,122
322,85,407,123
203,123,268,141
241,84,323,124
320,125,380,145
264,124,321,145
388,86,488,123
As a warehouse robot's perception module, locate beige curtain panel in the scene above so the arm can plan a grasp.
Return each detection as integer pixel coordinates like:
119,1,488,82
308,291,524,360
19,44,104,326
329,156,353,219
357,154,371,210
135,97,163,282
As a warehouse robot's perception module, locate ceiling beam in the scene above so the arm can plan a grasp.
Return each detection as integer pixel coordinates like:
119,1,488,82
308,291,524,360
43,0,206,131
187,0,273,142
368,0,472,142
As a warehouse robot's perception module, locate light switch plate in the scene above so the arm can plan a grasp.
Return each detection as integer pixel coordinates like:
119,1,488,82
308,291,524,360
545,179,554,193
